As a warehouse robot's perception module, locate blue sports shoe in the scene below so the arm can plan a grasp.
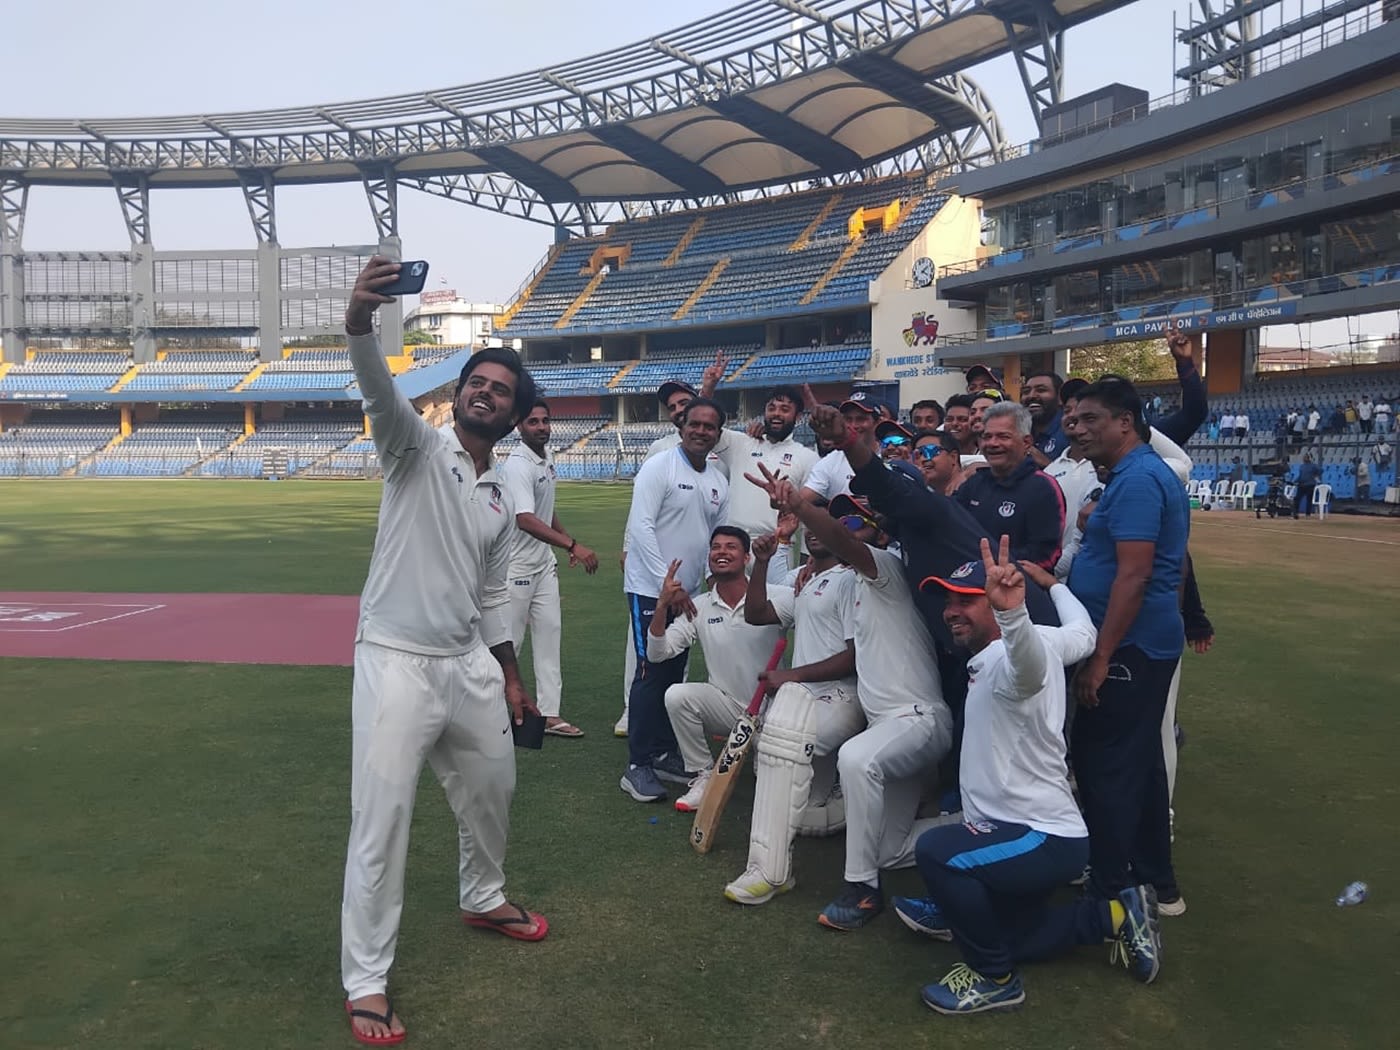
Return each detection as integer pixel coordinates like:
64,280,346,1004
892,896,953,941
921,963,1025,1015
619,764,666,803
653,751,699,785
1110,884,1162,984
818,881,884,930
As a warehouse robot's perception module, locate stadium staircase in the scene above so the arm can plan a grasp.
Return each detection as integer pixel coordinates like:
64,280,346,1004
607,361,639,388
663,217,705,267
233,363,268,392
790,193,841,251
801,238,864,305
0,363,9,381
555,270,608,329
109,362,143,393
66,432,128,477
722,349,763,385
496,243,565,330
673,257,731,320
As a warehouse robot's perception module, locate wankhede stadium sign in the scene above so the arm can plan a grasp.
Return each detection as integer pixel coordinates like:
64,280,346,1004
419,289,458,306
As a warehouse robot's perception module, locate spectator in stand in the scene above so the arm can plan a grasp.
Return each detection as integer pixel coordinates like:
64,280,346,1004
1358,394,1375,435
1219,408,1235,441
1307,405,1321,441
1373,437,1393,470
1293,453,1321,518
1374,398,1392,434
1235,411,1249,442
911,399,945,433
1272,415,1290,459
1329,404,1346,436
1344,401,1358,434
1354,457,1372,502
1291,407,1307,446
1207,415,1221,442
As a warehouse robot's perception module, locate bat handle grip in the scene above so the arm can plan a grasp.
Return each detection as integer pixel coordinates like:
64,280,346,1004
746,637,787,717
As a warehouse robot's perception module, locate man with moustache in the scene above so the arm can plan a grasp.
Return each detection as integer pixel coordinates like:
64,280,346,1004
716,385,818,540
1020,371,1068,467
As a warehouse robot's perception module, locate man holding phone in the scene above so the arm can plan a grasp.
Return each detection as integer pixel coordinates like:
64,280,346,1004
339,257,548,1046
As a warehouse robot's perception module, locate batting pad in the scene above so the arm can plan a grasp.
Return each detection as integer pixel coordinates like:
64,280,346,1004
797,757,845,838
748,683,819,885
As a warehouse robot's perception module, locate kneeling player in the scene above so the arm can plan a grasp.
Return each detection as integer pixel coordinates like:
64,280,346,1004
898,543,1163,1015
749,466,953,930
649,527,788,810
724,518,865,904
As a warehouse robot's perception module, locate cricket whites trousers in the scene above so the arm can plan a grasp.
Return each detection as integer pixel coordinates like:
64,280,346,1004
508,564,563,718
342,640,516,1000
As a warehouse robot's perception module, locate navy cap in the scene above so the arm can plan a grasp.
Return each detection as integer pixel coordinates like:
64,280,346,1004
875,419,916,443
920,559,987,595
657,380,698,405
829,493,875,521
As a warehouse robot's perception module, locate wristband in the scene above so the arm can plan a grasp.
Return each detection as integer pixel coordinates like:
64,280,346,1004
345,320,373,337
567,538,577,553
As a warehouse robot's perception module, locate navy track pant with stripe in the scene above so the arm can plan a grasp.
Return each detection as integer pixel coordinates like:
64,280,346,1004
916,819,1108,978
625,593,686,769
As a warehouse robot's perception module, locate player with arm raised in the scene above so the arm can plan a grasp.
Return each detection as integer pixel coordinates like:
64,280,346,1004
723,518,865,904
748,465,953,930
498,398,599,738
644,531,787,812
339,258,546,1046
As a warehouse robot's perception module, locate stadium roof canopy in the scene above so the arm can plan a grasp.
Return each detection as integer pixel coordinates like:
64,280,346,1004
0,0,1133,232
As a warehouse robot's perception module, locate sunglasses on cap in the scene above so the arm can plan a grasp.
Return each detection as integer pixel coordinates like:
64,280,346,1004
839,514,876,532
880,435,910,449
913,444,946,462
974,389,1005,402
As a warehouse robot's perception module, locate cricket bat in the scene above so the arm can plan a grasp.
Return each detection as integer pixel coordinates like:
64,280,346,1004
690,637,787,854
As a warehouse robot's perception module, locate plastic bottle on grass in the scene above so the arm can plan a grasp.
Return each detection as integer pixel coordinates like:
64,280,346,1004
1336,881,1368,907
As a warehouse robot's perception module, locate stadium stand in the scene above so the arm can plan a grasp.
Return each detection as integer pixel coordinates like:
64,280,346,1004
0,423,117,476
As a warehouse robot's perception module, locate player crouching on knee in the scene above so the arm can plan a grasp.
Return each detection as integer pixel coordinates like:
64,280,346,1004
745,465,954,929
897,540,1162,1016
725,514,864,905
647,527,787,811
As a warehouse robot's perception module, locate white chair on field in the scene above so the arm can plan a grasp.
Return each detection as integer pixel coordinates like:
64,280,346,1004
1212,479,1231,506
1218,480,1244,510
1312,483,1332,519
1238,480,1258,511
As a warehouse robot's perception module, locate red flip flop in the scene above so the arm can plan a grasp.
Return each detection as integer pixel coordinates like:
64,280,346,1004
461,903,549,942
345,998,406,1046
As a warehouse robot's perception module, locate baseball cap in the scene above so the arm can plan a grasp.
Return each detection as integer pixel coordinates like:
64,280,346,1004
965,363,1002,388
875,420,916,444
828,493,875,522
839,390,882,416
657,380,698,405
920,559,987,595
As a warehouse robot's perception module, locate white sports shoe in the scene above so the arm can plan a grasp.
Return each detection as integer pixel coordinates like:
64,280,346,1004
1157,895,1187,917
724,864,796,906
674,770,711,813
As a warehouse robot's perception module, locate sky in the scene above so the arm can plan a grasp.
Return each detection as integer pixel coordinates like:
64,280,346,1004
4,0,1391,348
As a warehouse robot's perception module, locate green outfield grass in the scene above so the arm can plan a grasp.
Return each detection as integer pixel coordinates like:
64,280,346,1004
2,479,1397,1049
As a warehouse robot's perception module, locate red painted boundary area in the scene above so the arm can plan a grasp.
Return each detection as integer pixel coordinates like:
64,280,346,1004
0,591,357,666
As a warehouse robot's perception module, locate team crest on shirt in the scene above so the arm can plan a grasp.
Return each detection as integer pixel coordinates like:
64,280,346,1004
781,453,793,465
998,501,1016,518
964,819,998,835
488,484,504,514
547,464,557,479
814,578,829,594
450,467,463,485
710,488,721,506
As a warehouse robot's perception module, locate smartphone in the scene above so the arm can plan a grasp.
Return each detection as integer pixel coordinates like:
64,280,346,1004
377,260,430,297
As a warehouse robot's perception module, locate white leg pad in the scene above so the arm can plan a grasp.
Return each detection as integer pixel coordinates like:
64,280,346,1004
798,683,863,838
747,683,819,885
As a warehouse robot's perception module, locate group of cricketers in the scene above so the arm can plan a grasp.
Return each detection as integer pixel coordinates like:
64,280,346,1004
337,258,1210,1043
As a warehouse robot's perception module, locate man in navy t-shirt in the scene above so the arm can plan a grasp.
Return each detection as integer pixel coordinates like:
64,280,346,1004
1067,377,1189,909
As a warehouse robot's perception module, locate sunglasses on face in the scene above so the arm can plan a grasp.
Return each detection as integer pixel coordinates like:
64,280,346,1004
913,444,945,462
880,435,910,449
839,514,875,532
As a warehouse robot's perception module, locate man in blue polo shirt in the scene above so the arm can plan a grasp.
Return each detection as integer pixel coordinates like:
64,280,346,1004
954,402,1065,572
1068,377,1188,910
1021,370,1068,467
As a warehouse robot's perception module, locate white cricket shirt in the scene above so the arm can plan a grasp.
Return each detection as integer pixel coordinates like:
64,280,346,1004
624,446,730,598
720,433,819,539
647,586,788,702
959,586,1097,839
1044,451,1098,581
851,546,950,728
347,333,513,657
802,449,856,502
768,562,858,695
498,443,558,577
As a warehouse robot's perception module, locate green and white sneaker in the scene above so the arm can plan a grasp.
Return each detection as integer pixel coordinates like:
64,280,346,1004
724,864,795,906
921,964,1026,1015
